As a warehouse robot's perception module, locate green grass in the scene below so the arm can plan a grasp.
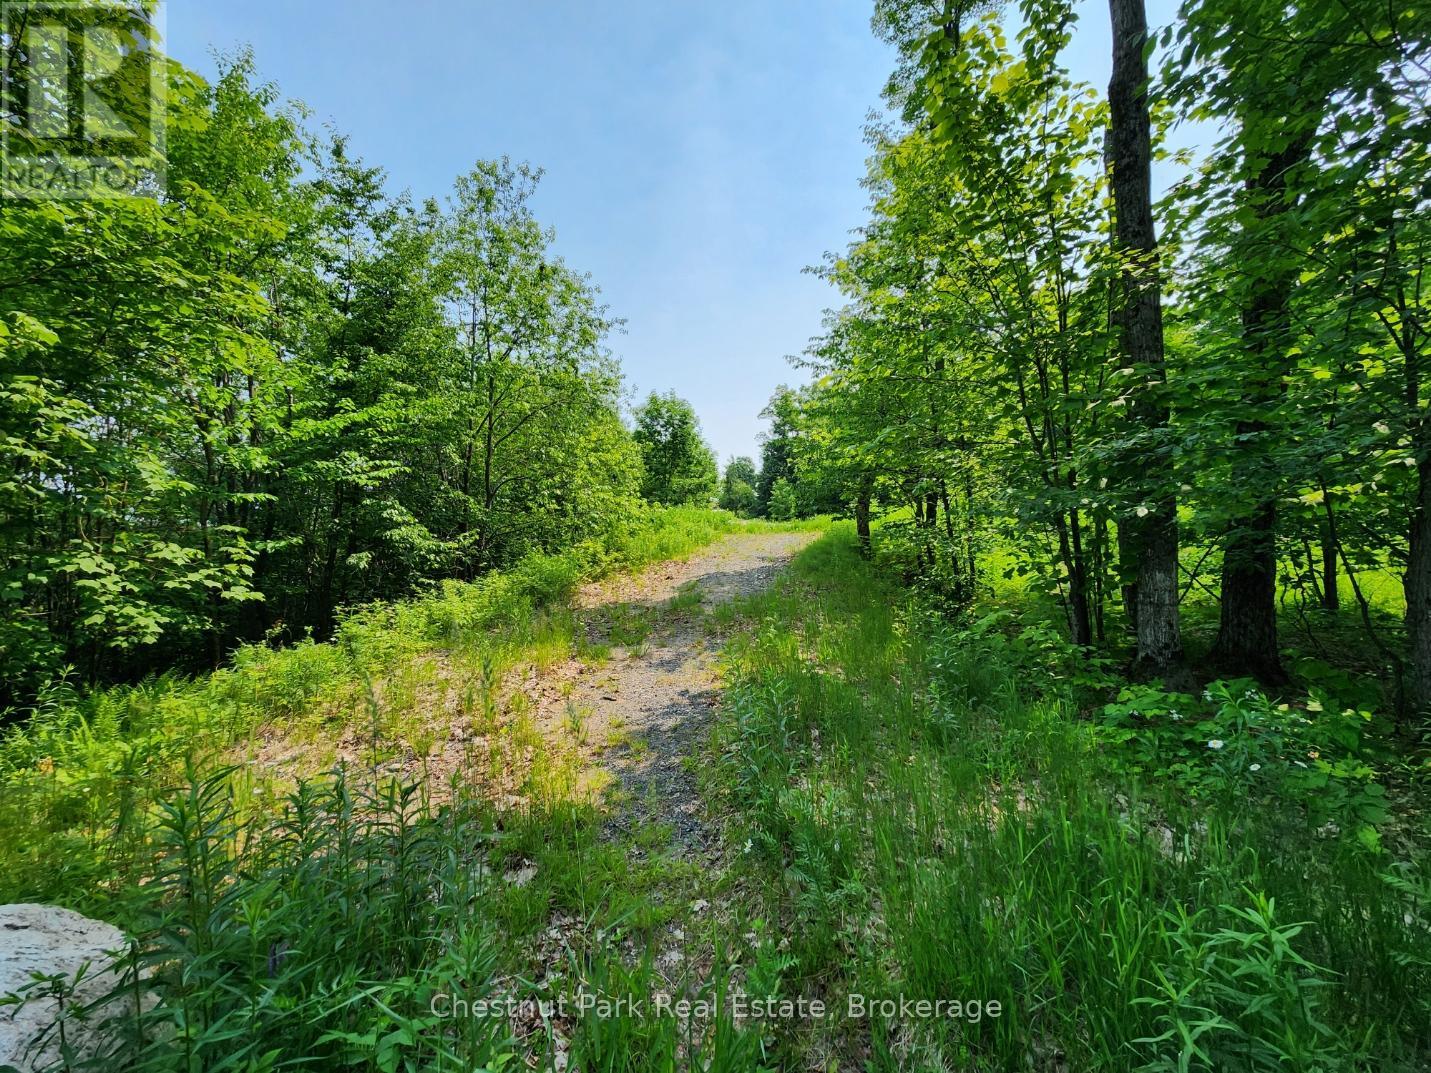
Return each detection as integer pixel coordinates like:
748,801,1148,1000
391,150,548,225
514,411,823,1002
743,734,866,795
11,511,1421,1072
667,581,706,612
0,506,748,907
2,759,761,1072
0,506,821,1069
709,523,1431,1072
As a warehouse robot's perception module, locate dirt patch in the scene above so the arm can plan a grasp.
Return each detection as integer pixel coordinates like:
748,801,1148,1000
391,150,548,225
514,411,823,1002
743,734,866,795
575,529,818,846
241,529,815,839
530,529,817,846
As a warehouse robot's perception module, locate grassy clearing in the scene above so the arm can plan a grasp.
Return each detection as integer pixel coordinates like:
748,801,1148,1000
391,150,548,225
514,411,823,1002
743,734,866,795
0,506,743,908
8,515,1425,1072
0,509,817,1072
711,523,1431,1072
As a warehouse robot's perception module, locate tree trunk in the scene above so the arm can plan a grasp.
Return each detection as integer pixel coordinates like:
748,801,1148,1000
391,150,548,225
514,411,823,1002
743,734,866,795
1209,129,1313,684
1406,456,1431,718
1388,205,1428,723
855,479,872,558
1117,521,1138,634
1216,499,1286,682
1056,510,1094,647
1320,514,1340,612
1300,539,1325,607
1107,0,1182,677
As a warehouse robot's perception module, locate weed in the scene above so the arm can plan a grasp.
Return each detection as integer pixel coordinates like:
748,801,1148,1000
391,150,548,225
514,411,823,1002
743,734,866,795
712,523,1431,1071
0,508,744,906
669,581,706,613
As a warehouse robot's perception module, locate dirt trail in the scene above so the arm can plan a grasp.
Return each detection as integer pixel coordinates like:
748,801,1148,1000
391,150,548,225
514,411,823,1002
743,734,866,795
524,528,816,847
247,527,815,844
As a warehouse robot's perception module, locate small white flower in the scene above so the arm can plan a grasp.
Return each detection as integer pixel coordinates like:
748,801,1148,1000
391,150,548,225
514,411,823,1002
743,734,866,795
1248,763,1261,772
1202,690,1213,702
1207,739,1225,750
1170,710,1182,721
743,839,753,854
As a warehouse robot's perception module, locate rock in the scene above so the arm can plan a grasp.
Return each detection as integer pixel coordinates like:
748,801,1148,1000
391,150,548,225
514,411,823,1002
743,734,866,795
503,863,538,888
0,904,142,1072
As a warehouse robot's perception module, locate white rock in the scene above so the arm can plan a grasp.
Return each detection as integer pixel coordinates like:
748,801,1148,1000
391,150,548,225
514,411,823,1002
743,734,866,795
503,863,538,888
0,904,142,1072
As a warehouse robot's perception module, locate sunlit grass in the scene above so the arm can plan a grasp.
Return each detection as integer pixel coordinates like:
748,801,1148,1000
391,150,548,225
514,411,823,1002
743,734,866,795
0,507,748,907
710,523,1431,1072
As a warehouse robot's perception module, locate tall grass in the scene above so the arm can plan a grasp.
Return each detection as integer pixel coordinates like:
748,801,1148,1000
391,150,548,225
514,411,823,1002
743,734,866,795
2,759,772,1069
15,512,1421,1071
715,525,1431,1072
37,767,519,1072
0,506,744,907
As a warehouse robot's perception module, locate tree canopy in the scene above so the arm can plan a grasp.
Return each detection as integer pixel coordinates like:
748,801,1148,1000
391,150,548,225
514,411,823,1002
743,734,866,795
0,57,673,697
632,391,719,507
767,0,1431,720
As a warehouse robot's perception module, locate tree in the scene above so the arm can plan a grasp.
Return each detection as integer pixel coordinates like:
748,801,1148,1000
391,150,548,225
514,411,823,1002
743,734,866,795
0,56,304,687
438,160,639,574
632,392,718,506
767,479,798,522
0,61,648,696
1106,0,1182,676
720,457,759,515
1168,0,1429,688
756,388,800,516
908,0,1114,642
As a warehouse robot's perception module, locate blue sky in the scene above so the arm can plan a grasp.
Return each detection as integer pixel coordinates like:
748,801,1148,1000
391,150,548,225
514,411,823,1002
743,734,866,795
167,0,1189,465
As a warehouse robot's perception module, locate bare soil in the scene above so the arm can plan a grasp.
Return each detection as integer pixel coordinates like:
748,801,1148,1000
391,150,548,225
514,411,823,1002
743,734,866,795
524,528,817,846
246,528,816,847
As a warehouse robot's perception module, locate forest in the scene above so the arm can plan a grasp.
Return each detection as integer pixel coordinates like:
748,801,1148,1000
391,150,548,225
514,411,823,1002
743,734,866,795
783,0,1430,707
1,0,1429,1071
0,54,743,701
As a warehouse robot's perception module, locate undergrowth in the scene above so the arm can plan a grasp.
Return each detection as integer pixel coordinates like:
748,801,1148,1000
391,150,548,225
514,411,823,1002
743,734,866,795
2,762,771,1072
0,507,743,907
10,514,1426,1072
714,523,1431,1072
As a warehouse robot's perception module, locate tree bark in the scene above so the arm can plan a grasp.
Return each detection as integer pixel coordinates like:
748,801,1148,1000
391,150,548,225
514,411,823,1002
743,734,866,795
1056,510,1094,647
1107,0,1182,677
1320,506,1340,612
1116,521,1138,634
1216,499,1285,681
855,478,872,558
1209,130,1314,684
1405,431,1431,718
1387,204,1430,723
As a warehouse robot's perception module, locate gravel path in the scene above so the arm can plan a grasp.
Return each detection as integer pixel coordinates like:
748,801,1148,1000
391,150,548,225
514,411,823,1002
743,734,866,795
244,528,817,857
529,528,817,847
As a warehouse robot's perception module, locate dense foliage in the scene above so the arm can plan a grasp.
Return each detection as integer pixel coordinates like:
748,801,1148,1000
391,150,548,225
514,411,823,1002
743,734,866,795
0,504,742,905
0,57,739,700
717,455,759,515
771,0,1431,721
717,525,1430,1072
631,391,718,506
